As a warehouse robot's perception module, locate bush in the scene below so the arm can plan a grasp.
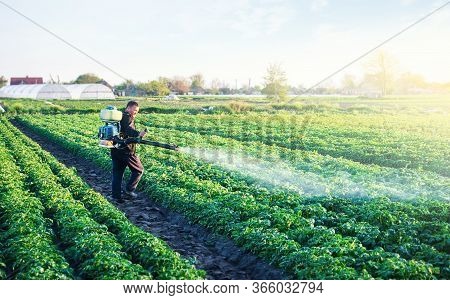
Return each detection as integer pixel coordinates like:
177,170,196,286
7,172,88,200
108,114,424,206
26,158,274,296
8,103,26,114
227,101,252,113
271,103,303,111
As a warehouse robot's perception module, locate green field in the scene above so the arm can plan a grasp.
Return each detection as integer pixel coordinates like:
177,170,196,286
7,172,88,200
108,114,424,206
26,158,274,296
0,95,449,279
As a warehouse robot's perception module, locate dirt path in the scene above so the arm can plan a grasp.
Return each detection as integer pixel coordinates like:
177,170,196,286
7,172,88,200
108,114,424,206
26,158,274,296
13,120,286,280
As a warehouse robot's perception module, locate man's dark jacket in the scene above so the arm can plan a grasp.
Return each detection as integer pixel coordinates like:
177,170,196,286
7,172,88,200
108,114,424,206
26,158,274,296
111,111,139,156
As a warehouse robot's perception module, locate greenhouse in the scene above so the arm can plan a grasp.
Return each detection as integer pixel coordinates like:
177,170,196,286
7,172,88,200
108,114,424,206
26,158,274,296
0,84,115,100
64,84,115,99
0,84,71,100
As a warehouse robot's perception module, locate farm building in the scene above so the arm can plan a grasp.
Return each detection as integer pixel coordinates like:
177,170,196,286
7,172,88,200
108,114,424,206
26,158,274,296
10,76,43,85
0,84,115,100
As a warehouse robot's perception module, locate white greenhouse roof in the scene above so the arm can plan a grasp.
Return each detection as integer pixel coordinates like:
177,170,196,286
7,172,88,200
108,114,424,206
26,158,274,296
64,84,115,99
0,84,115,100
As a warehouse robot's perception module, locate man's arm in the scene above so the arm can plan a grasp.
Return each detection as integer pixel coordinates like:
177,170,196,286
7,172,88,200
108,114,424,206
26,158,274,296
120,113,140,137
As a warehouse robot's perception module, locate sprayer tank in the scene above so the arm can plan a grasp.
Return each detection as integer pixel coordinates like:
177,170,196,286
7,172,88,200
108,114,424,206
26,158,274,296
100,106,122,122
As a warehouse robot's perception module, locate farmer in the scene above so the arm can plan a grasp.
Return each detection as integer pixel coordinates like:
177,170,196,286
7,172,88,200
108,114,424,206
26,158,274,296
111,100,147,203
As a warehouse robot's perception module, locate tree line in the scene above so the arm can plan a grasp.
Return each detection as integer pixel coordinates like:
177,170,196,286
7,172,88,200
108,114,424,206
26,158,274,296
68,51,450,101
1,51,449,100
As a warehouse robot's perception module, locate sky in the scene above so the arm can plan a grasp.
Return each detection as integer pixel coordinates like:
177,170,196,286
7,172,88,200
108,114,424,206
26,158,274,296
1,0,449,87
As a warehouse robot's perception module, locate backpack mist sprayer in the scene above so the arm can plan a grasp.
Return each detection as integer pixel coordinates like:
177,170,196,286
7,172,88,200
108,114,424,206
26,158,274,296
98,106,179,151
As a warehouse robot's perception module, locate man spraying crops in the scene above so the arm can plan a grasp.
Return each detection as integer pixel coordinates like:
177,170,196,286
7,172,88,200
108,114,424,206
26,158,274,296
111,100,147,203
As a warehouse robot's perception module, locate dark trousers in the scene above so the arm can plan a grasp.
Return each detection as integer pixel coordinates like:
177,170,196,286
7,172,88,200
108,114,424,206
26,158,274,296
111,152,144,198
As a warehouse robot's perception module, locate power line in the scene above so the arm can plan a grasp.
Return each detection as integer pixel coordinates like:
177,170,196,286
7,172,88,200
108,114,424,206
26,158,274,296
0,0,128,81
1,1,448,88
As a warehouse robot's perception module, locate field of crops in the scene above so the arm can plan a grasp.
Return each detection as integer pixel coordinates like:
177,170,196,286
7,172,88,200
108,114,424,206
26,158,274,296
0,96,449,280
0,117,204,279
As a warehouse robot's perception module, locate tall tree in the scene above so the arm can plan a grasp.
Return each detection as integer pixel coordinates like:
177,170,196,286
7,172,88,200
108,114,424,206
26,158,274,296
262,63,288,102
114,79,134,91
341,74,356,93
169,76,190,95
0,76,7,88
137,81,170,96
210,78,222,95
73,73,102,84
158,76,171,88
190,73,205,94
363,51,397,96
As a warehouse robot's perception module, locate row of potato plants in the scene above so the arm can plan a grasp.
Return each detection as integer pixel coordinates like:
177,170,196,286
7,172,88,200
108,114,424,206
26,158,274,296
0,118,204,279
16,115,444,279
0,139,74,279
16,115,448,260
0,119,152,279
136,145,449,274
20,114,449,235
137,146,448,279
140,125,449,219
11,131,205,280
140,113,449,176
135,136,449,278
135,121,449,210
138,117,449,202
138,121,449,277
33,113,448,203
0,98,220,116
17,116,368,279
